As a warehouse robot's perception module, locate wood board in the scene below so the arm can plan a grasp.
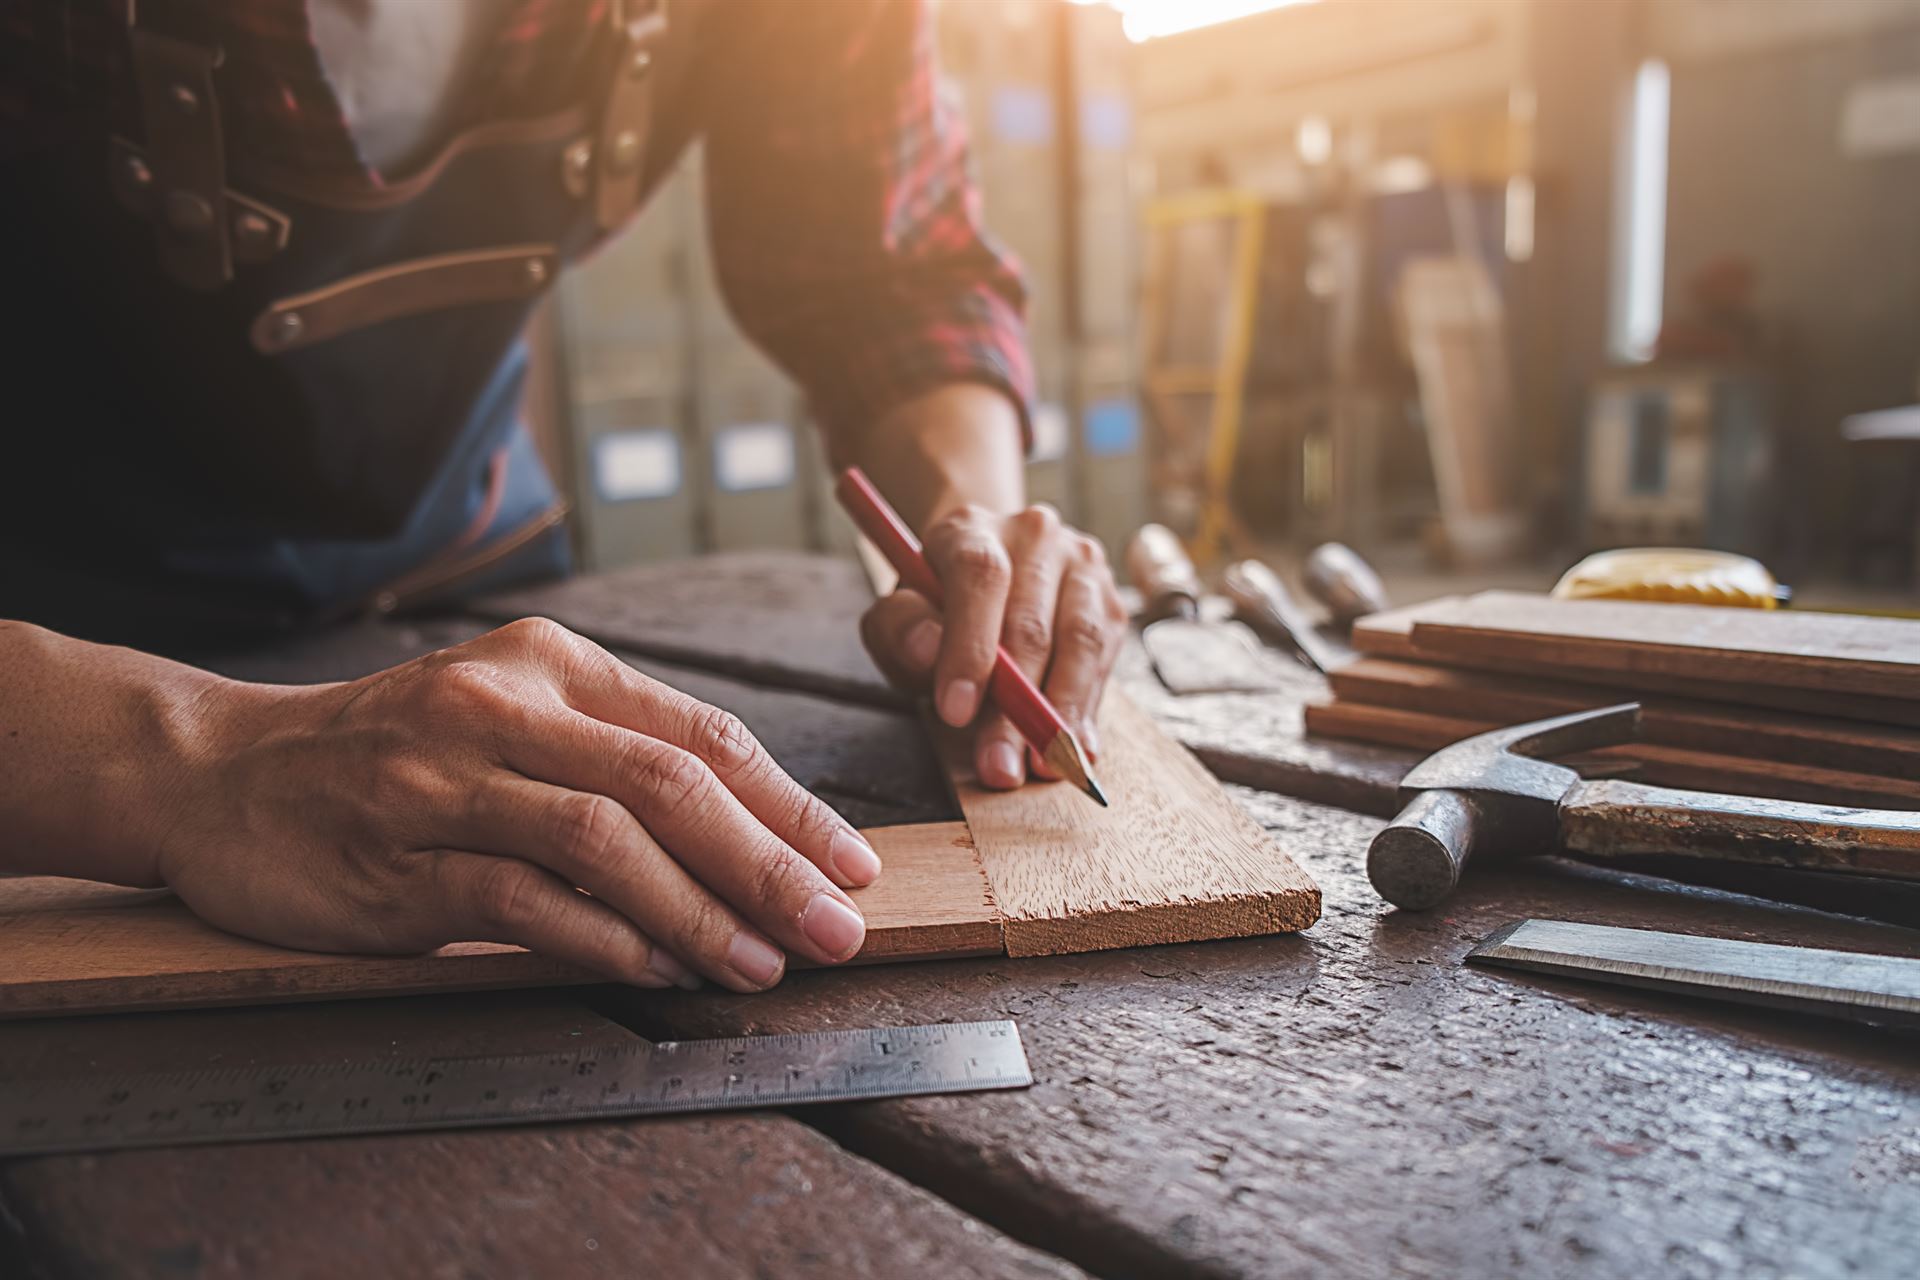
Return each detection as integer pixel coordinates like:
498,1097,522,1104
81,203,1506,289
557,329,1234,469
938,693,1321,957
1413,591,1920,701
1,690,1326,1018
1304,698,1920,810
1330,657,1920,778
0,822,1000,1020
1352,595,1920,727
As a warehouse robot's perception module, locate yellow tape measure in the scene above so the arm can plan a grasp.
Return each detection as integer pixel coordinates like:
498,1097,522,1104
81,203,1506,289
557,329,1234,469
1551,548,1783,610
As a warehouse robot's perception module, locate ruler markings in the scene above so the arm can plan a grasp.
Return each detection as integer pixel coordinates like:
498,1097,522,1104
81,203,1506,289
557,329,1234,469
0,1021,1030,1158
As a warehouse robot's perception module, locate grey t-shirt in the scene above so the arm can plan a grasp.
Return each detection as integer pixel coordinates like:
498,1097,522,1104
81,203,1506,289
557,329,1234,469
311,0,519,174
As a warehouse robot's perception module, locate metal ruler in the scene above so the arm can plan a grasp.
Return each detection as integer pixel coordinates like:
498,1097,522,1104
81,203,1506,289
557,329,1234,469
1469,919,1920,1030
0,1020,1031,1159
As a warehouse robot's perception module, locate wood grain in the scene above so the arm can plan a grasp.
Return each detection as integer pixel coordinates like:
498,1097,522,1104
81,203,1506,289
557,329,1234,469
943,693,1321,957
844,822,1004,962
1413,591,1920,700
1304,698,1920,810
1330,657,1920,777
1353,595,1920,726
0,821,1001,1020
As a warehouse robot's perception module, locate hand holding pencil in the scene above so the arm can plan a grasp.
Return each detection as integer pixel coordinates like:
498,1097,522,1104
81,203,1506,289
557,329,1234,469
838,467,1117,807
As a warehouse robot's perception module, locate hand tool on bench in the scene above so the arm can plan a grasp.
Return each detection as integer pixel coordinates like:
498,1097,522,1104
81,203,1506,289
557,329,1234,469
1367,703,1920,910
0,1020,1032,1159
1302,541,1390,630
1122,524,1280,695
1469,918,1920,1030
836,467,1108,806
1222,557,1353,674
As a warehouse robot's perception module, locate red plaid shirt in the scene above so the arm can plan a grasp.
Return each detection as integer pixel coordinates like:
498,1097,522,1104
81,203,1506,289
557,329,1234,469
0,0,1032,444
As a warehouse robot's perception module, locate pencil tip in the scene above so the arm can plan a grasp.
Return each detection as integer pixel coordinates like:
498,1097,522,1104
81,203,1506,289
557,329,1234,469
1043,729,1114,808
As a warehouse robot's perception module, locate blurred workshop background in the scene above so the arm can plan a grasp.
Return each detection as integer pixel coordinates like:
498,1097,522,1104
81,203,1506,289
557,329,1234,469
523,0,1920,606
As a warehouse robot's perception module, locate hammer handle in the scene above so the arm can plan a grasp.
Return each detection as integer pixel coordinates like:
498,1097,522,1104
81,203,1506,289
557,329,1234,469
1561,779,1920,882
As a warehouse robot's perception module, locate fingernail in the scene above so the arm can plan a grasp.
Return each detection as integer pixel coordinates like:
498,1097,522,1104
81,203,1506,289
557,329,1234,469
801,893,867,961
648,948,701,991
984,741,1024,787
904,620,942,671
726,933,784,988
832,827,883,885
1082,719,1102,758
939,679,978,727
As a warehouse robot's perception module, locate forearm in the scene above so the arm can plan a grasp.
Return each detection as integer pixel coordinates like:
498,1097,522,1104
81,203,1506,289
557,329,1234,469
0,621,244,885
841,383,1027,532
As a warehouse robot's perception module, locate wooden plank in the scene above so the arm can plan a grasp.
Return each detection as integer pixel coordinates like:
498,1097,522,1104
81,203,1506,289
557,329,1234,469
1354,595,1920,727
1413,590,1920,701
1351,595,1470,660
943,693,1320,957
0,993,1083,1280
1331,657,1920,777
0,821,1000,1020
836,821,1003,962
508,556,1323,960
1304,698,1920,810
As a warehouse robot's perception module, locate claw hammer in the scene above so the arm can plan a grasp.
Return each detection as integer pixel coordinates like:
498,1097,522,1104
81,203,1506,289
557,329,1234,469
1368,703,1920,910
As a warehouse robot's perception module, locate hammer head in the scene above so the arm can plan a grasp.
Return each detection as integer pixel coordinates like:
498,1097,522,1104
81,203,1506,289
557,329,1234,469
1368,704,1644,910
1397,702,1643,809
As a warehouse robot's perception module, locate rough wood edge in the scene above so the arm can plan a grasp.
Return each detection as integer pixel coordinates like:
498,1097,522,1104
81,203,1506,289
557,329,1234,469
943,693,1322,956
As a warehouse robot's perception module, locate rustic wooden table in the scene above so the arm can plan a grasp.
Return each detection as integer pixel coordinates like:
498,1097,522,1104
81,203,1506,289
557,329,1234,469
4,551,1917,1279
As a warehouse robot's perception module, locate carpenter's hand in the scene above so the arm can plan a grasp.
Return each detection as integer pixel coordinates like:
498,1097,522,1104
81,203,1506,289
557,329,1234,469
154,619,881,992
860,504,1127,788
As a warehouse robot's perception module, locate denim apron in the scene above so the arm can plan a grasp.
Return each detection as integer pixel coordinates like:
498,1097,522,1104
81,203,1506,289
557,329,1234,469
1,0,681,652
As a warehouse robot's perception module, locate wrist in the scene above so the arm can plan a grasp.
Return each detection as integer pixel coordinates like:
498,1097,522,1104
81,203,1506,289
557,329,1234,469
101,667,246,887
856,384,1026,530
141,675,332,890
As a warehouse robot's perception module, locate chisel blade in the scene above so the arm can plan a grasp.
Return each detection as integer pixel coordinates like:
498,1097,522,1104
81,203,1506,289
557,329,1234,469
1469,918,1920,1029
1142,617,1290,695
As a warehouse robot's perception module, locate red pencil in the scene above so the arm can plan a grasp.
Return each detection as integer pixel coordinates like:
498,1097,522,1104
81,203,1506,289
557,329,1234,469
835,467,1109,808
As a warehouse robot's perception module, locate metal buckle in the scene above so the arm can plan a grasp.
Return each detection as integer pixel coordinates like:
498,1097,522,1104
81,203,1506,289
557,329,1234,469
109,137,292,266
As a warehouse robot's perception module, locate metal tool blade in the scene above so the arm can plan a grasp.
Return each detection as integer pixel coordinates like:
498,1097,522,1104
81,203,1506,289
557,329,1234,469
1142,617,1288,695
0,1021,1033,1158
1468,919,1920,1029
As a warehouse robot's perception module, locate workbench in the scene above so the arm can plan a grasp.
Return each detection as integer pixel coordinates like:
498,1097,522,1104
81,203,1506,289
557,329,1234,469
4,552,1917,1279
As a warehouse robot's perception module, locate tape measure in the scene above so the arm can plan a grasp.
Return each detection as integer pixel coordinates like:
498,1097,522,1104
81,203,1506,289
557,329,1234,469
0,1021,1030,1159
1551,548,1785,609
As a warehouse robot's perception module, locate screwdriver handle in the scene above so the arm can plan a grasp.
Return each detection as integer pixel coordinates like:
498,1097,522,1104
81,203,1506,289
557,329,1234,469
1124,524,1203,623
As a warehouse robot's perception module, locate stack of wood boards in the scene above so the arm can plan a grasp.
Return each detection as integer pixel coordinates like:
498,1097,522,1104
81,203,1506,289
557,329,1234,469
1307,591,1920,809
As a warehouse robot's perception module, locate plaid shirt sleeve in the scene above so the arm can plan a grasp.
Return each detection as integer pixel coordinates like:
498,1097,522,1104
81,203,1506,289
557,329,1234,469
695,0,1034,452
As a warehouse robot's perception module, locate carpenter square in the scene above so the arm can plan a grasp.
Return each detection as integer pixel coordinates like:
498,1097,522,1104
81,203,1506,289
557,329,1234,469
1469,918,1920,1030
0,1021,1032,1159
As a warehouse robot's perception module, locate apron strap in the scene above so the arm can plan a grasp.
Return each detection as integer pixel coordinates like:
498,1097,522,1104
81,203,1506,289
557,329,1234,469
116,1,292,289
593,0,670,231
125,14,233,290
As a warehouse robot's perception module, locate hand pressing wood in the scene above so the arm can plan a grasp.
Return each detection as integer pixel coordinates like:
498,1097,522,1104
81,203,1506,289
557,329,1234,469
2,693,1321,1019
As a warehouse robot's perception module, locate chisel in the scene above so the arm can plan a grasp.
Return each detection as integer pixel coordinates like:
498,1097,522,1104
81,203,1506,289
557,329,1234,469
1123,524,1277,695
1469,918,1920,1029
